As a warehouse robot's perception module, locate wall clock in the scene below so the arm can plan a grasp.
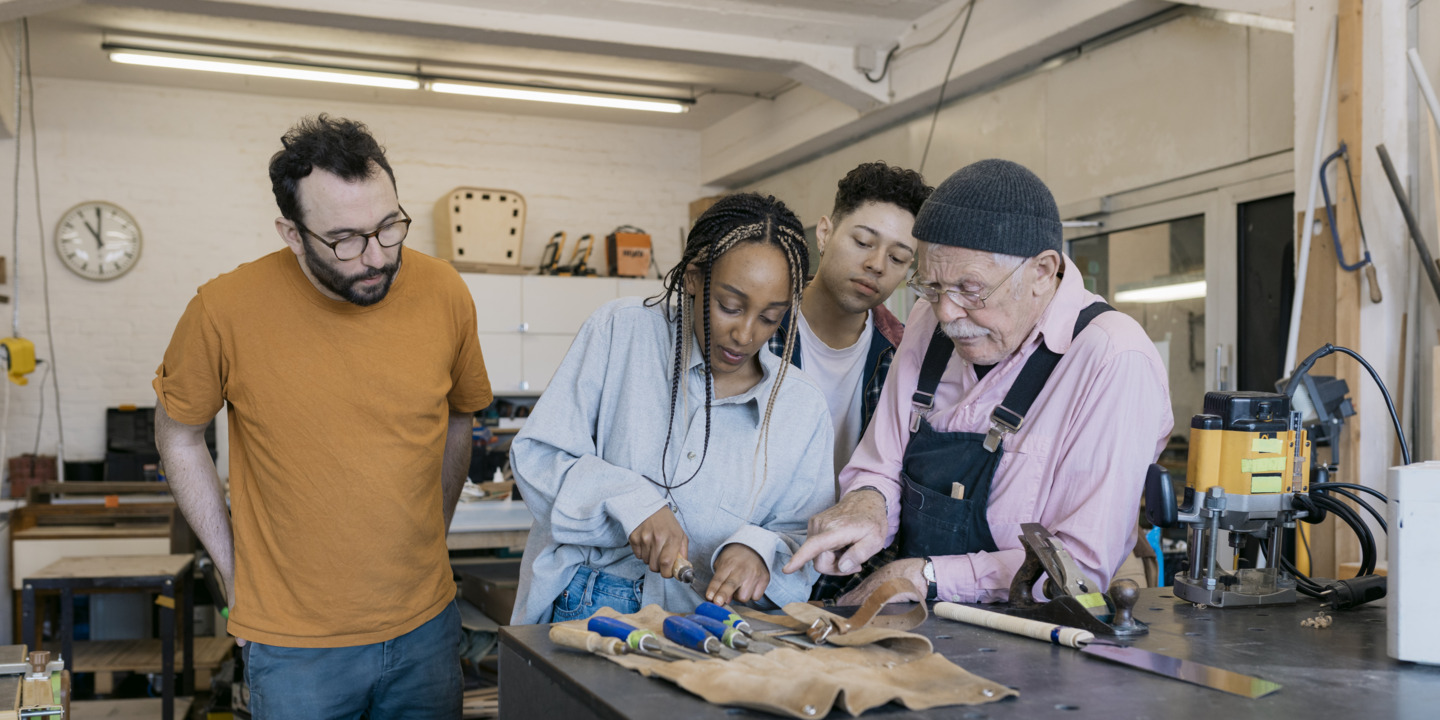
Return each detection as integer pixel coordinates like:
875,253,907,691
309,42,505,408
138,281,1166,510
55,201,142,280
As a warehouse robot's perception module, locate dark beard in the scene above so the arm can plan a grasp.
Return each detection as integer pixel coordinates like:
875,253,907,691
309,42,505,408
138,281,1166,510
302,241,402,306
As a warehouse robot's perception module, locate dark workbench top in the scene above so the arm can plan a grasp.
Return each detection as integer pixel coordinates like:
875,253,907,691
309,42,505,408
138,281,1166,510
498,588,1440,719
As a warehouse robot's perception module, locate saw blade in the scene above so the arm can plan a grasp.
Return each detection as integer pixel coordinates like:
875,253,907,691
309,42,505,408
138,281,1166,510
1080,644,1281,699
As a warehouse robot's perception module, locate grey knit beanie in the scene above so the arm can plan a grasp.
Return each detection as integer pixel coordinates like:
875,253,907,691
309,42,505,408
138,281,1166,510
912,159,1061,257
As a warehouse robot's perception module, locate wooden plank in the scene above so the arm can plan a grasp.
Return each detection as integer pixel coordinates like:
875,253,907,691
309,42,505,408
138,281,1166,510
12,538,173,591
13,526,169,540
69,698,193,719
0,676,17,720
1297,210,1339,376
1296,210,1337,578
1330,0,1364,579
447,530,529,552
71,637,234,674
27,554,193,581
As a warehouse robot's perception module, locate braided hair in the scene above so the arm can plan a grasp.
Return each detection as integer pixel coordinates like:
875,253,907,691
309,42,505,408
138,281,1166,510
644,193,810,507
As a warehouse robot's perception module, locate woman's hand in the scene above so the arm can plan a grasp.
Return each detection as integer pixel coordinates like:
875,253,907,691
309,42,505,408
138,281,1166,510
706,544,770,605
629,506,690,578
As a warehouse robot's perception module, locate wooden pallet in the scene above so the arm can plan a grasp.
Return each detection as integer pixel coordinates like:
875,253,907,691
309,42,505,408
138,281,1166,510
463,686,498,719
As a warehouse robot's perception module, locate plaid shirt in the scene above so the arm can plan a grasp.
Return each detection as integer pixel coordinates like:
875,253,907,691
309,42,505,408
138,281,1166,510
766,310,899,433
768,307,903,601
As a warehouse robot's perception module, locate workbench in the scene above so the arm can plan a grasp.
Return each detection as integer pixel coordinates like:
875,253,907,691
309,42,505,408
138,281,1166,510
498,587,1440,719
20,554,195,720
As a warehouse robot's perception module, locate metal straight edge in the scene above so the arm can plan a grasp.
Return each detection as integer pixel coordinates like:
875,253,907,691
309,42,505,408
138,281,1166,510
1080,644,1281,699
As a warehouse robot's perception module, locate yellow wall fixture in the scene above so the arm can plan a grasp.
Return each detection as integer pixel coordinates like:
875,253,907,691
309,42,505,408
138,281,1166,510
0,337,36,385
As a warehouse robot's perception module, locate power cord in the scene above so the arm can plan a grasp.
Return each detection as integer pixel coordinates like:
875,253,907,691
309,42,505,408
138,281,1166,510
21,19,66,470
1277,344,1403,609
918,1,977,176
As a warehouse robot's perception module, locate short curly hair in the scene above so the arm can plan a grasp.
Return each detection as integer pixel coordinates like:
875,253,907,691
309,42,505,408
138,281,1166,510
831,161,932,222
269,114,396,224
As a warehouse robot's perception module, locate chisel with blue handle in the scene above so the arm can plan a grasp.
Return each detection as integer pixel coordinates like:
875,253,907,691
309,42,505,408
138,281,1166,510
695,601,752,636
662,616,725,657
685,614,753,651
587,617,712,661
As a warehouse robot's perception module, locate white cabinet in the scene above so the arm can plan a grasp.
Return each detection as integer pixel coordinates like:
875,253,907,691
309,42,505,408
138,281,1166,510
617,279,667,301
522,277,619,333
463,275,523,333
467,274,667,395
476,333,524,392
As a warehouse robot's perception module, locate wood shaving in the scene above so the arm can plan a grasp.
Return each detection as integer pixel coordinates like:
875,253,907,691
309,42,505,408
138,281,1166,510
1300,613,1333,629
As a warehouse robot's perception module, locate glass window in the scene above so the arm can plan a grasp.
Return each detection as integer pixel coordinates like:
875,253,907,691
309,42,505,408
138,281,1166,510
1069,215,1205,486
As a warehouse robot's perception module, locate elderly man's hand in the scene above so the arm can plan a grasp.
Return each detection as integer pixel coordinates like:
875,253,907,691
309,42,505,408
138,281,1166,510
782,489,888,576
836,558,927,606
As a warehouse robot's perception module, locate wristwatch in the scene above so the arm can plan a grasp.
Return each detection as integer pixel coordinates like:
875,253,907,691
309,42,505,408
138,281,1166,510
923,557,937,601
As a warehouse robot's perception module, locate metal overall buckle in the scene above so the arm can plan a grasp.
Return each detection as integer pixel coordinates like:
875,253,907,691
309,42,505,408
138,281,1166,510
984,405,1023,452
910,390,935,433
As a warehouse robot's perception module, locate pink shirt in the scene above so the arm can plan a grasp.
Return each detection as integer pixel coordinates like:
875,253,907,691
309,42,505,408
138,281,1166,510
839,257,1173,603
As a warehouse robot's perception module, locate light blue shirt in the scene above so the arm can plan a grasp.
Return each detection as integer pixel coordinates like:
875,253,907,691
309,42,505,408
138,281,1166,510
509,297,835,625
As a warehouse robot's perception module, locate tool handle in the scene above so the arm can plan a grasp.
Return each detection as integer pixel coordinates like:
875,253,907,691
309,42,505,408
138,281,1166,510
934,602,1094,649
695,601,745,631
587,617,653,650
1364,264,1383,303
672,556,695,584
663,616,715,654
549,625,626,656
686,614,746,649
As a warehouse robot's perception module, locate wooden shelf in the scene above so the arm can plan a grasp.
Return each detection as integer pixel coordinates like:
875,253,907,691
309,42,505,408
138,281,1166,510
71,636,234,675
67,636,235,695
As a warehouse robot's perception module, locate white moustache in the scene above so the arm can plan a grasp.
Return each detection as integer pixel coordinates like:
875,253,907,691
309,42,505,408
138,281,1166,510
942,319,991,339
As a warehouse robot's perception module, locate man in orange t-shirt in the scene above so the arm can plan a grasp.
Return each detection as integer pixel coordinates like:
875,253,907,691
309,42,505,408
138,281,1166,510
154,114,491,719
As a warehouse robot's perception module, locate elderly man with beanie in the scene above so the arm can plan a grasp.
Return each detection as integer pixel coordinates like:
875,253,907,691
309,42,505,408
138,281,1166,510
784,159,1172,605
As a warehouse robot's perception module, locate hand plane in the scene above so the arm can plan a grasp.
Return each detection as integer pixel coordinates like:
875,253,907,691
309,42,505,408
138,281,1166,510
1000,523,1147,637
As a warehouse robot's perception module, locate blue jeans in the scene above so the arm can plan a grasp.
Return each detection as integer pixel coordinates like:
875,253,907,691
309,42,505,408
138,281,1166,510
244,600,462,720
549,566,643,623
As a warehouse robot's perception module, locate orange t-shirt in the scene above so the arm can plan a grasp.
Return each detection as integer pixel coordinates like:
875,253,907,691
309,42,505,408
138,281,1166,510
154,248,492,647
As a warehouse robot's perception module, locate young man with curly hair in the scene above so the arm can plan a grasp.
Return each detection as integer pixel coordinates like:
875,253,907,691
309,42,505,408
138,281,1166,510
767,162,932,485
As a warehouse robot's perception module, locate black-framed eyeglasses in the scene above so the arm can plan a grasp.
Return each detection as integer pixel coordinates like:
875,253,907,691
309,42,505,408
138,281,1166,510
907,261,1023,311
295,206,412,261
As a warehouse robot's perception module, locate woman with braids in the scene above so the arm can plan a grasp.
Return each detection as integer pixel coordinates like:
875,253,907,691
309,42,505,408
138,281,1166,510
508,193,835,624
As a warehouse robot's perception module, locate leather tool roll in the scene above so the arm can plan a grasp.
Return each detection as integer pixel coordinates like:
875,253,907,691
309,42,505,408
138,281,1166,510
546,589,1017,718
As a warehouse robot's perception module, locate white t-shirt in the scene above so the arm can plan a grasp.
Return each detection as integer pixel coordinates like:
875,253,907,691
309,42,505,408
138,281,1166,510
796,309,873,487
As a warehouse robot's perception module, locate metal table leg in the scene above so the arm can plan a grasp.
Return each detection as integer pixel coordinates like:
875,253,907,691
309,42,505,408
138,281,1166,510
21,583,36,651
183,566,195,696
161,578,175,720
60,588,74,674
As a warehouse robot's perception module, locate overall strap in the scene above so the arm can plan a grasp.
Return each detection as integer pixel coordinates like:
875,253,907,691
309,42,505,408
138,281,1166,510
910,326,953,434
984,301,1115,451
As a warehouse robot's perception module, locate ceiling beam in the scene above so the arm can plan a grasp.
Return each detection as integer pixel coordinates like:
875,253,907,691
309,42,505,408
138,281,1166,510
0,0,82,24
94,0,897,109
701,0,1172,187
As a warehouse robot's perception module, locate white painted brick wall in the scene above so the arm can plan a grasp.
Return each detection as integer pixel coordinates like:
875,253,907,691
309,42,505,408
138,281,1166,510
0,77,705,477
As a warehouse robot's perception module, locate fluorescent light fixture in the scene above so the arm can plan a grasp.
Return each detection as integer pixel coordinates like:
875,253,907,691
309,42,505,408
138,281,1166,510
1114,274,1207,304
107,46,693,114
1188,9,1294,35
429,81,688,114
109,49,420,90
